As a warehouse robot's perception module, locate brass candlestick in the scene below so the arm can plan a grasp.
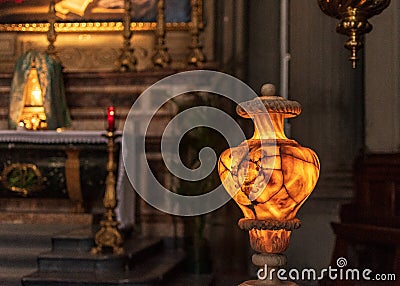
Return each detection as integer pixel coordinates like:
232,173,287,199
115,0,137,72
318,0,391,68
152,0,171,68
91,130,124,255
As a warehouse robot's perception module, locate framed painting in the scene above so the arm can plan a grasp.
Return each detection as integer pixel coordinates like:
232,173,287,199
0,0,201,32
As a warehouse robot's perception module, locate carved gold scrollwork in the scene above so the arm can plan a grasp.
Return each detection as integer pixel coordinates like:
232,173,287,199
0,163,46,197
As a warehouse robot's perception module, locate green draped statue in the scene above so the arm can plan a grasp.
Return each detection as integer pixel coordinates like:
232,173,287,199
9,50,71,130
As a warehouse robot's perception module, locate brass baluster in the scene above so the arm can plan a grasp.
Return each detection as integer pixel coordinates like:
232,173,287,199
115,0,137,72
47,0,58,59
188,0,206,67
152,0,171,68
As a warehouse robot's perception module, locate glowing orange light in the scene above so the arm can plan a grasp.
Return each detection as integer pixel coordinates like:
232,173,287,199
218,84,320,254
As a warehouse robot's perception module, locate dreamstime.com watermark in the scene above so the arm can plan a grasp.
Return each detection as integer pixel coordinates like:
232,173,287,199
257,257,396,282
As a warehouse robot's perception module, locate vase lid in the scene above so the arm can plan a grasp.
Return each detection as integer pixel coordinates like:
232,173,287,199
236,84,302,118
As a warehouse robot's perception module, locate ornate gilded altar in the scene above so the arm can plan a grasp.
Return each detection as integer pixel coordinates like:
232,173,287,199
0,130,121,215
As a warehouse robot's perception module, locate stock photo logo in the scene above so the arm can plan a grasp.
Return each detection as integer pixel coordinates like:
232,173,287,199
122,70,275,216
256,257,396,283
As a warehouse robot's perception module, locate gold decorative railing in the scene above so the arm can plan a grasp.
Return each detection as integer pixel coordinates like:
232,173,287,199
0,0,205,70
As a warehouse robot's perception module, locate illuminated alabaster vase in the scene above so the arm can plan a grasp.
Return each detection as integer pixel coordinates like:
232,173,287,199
218,84,320,285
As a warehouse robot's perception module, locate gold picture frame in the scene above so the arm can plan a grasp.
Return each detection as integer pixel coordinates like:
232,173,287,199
0,0,202,32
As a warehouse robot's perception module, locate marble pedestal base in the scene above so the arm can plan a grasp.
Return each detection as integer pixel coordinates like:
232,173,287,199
239,253,297,286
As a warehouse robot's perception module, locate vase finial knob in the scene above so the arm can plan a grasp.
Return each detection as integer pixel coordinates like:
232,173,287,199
261,83,276,97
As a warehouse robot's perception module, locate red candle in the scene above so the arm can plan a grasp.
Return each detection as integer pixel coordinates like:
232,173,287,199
107,106,115,131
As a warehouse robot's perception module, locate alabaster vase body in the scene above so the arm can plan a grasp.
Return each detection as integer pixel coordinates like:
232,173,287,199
218,93,320,255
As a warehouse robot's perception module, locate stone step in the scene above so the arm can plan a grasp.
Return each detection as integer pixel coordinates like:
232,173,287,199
0,199,83,213
0,246,49,268
0,223,83,236
37,251,128,273
0,224,94,286
0,224,87,248
0,212,92,225
164,273,214,285
51,227,94,252
0,266,36,286
123,237,164,268
22,249,186,286
128,249,185,283
37,237,163,272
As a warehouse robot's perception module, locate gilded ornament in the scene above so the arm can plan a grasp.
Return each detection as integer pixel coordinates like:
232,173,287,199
318,0,391,68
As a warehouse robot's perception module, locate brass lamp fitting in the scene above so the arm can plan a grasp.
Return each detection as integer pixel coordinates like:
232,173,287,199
318,0,391,68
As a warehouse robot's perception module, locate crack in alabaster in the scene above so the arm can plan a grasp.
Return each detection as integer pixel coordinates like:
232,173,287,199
218,139,319,253
218,139,319,220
